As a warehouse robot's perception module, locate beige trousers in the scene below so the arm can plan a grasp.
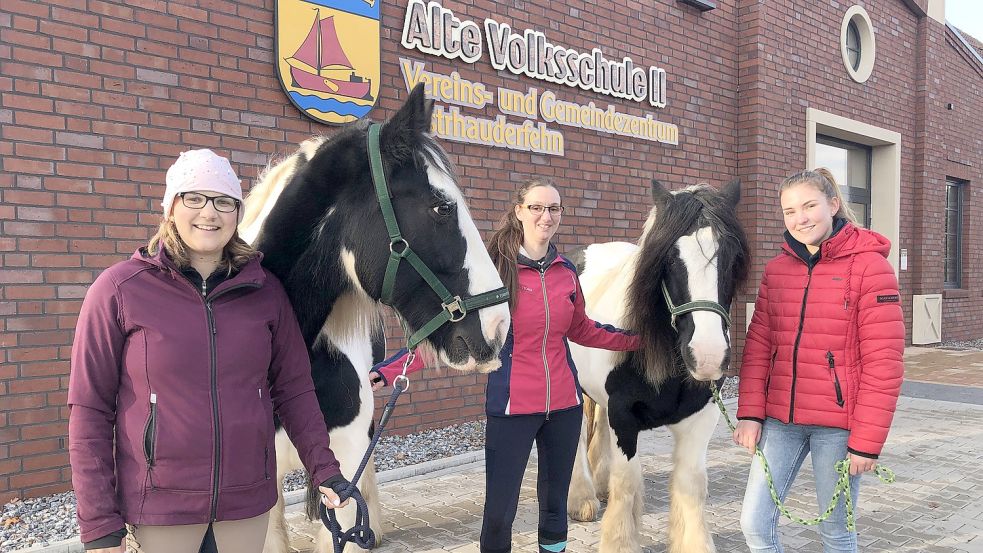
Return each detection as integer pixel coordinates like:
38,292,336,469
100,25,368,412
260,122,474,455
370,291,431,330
126,512,269,553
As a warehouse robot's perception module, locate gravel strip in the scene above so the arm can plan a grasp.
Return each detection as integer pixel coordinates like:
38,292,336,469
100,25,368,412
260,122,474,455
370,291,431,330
0,420,492,550
281,420,487,492
1,377,740,550
939,338,983,350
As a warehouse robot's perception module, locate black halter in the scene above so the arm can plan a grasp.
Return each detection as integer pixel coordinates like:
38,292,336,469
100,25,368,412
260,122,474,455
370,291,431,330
367,123,509,350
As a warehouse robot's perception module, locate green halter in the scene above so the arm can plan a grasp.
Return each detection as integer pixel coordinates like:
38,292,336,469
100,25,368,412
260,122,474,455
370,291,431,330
661,280,732,331
367,123,509,350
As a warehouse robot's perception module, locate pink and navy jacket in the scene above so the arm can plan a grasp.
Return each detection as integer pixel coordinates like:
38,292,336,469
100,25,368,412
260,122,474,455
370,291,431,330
69,248,341,542
378,245,639,417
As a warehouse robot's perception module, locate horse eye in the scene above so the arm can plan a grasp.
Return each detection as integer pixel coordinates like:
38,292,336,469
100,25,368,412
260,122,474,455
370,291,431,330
433,202,454,217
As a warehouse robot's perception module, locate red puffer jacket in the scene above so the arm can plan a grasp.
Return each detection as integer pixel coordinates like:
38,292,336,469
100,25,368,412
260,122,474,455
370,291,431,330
737,223,904,457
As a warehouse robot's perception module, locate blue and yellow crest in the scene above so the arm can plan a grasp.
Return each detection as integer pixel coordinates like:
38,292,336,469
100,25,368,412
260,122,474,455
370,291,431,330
275,0,380,124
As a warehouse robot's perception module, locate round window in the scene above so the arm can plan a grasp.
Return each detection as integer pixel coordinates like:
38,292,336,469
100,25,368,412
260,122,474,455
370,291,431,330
841,6,875,83
846,21,861,70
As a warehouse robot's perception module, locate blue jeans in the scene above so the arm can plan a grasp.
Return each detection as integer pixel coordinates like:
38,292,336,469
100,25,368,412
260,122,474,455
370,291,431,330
740,418,861,553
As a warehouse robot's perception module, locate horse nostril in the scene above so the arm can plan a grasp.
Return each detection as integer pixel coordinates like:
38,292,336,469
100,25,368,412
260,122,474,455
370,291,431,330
495,319,508,347
481,308,509,346
454,335,470,358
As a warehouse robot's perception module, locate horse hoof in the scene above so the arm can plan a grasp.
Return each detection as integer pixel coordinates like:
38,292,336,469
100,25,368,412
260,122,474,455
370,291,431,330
599,541,641,553
569,498,601,522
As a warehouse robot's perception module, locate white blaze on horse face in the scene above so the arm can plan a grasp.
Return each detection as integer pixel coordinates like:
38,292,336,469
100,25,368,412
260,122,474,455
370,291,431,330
423,152,511,363
676,226,728,380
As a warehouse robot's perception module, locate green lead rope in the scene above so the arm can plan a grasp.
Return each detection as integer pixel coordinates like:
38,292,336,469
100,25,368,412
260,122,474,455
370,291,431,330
709,381,895,531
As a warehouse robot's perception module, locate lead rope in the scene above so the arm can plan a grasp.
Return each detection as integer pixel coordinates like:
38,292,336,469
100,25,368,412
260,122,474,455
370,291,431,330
320,354,414,553
709,381,895,531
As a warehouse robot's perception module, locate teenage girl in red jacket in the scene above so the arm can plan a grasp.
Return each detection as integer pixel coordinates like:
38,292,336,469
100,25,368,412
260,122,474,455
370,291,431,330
734,168,905,553
371,179,638,553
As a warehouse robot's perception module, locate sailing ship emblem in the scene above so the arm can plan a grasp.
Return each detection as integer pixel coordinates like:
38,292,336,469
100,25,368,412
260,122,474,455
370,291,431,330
275,0,380,124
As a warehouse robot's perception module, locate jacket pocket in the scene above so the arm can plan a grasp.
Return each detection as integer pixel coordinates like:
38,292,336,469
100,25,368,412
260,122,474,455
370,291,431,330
765,349,777,393
143,393,158,466
825,351,845,407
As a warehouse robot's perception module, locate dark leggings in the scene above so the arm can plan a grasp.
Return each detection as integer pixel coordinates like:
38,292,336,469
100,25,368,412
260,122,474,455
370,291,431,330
480,407,583,553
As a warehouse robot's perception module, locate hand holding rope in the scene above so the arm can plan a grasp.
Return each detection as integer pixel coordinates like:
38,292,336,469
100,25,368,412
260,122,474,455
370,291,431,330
320,369,410,552
709,381,895,531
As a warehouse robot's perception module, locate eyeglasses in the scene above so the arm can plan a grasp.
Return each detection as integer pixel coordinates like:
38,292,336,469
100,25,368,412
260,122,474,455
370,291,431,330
179,192,240,213
522,204,564,216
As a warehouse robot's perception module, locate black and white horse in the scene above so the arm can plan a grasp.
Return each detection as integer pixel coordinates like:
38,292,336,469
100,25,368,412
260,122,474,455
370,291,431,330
238,84,511,553
565,180,749,553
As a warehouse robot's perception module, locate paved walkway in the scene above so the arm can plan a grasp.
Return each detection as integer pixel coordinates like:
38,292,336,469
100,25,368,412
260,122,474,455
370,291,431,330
281,347,983,553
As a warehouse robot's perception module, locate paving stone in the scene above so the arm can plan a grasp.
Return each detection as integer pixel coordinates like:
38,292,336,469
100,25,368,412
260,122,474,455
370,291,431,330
282,348,983,553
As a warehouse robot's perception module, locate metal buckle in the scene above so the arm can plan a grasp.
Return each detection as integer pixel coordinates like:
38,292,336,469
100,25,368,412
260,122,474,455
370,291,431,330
389,238,410,257
443,296,466,322
393,374,410,393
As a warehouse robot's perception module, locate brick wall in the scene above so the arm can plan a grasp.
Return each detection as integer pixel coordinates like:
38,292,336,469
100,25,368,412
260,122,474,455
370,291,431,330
0,0,741,502
0,0,979,501
939,26,983,340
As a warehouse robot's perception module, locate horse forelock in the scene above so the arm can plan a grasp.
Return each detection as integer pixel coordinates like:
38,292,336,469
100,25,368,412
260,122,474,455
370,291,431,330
627,182,748,386
419,137,454,179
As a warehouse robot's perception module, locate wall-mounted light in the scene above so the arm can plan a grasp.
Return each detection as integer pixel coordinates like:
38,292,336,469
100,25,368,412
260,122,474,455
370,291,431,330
946,103,955,110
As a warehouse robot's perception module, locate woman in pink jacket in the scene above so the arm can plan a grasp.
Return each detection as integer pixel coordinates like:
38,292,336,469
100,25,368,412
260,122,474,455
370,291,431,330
371,179,639,553
734,168,905,553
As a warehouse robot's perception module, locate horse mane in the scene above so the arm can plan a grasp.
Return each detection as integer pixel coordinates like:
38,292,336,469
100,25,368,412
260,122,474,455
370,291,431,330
240,136,328,234
626,183,750,387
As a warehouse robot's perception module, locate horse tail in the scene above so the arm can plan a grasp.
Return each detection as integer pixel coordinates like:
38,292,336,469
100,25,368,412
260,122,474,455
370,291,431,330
305,473,320,521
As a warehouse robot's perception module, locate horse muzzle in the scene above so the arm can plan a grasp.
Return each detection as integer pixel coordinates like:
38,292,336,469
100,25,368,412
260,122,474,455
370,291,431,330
432,307,508,373
683,344,729,381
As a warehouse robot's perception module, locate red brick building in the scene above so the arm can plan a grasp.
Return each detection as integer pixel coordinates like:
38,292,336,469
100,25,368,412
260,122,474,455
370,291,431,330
1,0,979,501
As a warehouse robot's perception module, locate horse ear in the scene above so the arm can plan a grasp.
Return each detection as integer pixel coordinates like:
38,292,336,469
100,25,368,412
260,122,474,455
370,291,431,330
382,83,433,151
720,178,741,207
650,179,671,208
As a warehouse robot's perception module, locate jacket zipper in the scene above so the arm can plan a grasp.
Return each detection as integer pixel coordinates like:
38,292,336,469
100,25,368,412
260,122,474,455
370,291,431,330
766,350,776,392
789,265,814,423
538,265,551,419
826,351,845,407
168,269,259,520
206,301,220,520
198,281,257,521
261,387,269,479
143,393,158,467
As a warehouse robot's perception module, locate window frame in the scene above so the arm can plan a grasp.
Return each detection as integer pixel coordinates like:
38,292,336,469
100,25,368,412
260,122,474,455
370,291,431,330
840,5,875,83
816,135,872,228
846,20,862,70
944,178,965,289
